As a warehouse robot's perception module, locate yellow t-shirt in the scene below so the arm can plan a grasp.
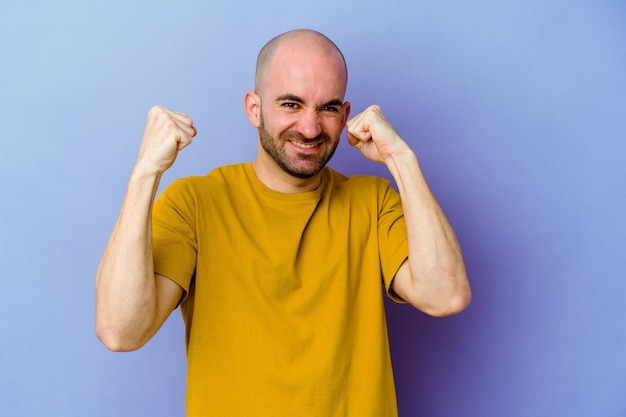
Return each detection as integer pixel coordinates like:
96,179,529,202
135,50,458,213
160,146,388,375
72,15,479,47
152,163,408,417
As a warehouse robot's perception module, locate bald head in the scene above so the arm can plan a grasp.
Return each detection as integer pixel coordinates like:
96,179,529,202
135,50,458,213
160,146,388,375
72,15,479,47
254,29,348,96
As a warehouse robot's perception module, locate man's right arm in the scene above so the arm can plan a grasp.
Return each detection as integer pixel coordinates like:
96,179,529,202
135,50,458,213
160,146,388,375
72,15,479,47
95,106,197,351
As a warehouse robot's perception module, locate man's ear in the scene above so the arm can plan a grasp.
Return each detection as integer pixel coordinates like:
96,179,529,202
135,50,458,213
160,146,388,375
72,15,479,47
342,101,351,126
244,90,261,128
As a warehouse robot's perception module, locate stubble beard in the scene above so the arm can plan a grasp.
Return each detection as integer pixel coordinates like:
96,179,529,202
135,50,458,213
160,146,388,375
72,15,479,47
258,115,338,179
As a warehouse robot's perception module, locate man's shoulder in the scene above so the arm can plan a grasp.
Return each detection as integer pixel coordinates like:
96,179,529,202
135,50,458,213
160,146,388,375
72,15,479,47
174,163,248,185
160,163,250,198
325,166,393,191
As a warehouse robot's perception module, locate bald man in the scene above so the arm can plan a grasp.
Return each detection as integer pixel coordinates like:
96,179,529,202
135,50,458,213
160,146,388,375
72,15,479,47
96,29,470,416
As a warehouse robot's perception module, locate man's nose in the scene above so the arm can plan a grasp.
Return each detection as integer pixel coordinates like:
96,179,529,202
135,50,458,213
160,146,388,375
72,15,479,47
297,110,322,139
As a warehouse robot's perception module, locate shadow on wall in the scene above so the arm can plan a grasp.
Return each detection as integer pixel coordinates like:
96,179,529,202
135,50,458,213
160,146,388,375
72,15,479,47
384,178,526,416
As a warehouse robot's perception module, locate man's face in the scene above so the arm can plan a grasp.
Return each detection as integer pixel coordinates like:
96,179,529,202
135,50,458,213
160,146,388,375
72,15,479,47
257,106,342,179
254,42,350,179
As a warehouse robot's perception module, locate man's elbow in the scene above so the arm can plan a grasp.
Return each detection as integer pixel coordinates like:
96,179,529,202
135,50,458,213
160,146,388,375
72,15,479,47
96,323,146,352
425,287,472,317
408,273,472,317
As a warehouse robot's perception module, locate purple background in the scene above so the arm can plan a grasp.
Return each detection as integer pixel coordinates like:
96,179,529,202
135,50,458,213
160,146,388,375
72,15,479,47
1,0,625,415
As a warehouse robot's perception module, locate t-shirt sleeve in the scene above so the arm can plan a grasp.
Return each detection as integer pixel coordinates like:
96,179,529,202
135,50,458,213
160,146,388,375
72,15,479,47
152,179,198,295
377,181,409,303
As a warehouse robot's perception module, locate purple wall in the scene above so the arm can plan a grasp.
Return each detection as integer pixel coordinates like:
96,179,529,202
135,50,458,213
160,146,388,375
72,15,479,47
1,1,624,415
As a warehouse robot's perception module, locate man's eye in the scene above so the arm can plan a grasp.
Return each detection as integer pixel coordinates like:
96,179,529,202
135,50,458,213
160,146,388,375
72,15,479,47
282,102,298,109
321,106,340,113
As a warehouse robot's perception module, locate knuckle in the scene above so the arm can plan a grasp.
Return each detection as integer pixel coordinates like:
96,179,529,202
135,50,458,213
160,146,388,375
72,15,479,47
149,105,165,115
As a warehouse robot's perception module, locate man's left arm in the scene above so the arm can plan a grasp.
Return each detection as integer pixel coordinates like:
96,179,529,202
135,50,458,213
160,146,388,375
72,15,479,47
346,105,471,316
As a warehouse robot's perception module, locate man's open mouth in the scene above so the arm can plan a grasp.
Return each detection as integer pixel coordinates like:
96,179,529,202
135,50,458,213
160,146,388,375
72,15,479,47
289,140,321,149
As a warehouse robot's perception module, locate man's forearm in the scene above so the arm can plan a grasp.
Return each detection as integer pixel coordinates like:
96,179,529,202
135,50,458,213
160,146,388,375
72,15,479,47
385,145,471,316
95,169,162,351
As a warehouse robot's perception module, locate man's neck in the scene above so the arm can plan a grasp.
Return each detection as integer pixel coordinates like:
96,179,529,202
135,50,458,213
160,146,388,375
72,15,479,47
251,155,323,194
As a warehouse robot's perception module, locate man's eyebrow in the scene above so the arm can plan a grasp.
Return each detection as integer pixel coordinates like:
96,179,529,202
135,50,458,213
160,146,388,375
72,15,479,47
275,94,304,103
321,99,343,108
275,95,343,108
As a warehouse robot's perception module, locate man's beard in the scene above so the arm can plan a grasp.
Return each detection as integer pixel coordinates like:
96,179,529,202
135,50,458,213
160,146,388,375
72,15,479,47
258,115,339,179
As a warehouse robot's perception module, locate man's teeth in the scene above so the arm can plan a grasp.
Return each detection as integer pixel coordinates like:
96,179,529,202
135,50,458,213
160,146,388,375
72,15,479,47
290,141,319,149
